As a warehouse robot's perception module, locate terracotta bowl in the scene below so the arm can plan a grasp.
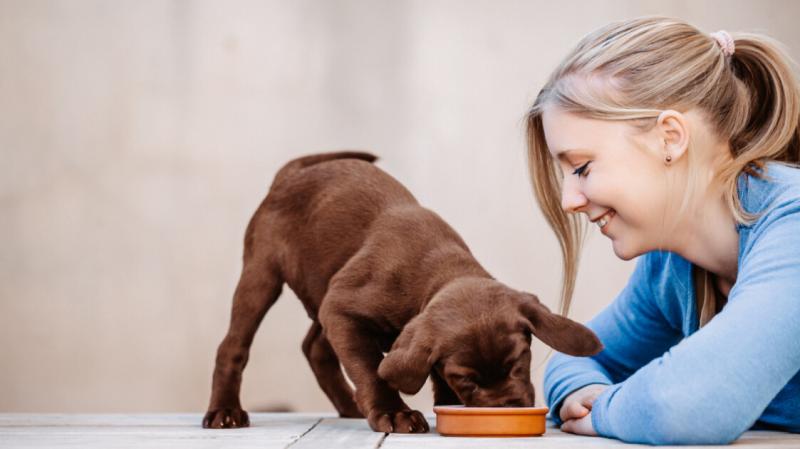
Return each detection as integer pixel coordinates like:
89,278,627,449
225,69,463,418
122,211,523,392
433,405,549,437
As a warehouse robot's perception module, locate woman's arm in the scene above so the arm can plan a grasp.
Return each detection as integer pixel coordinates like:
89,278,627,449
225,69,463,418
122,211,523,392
545,251,685,425
591,202,800,445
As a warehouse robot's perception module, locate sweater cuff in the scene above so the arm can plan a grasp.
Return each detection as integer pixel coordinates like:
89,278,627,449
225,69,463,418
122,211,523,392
590,382,622,438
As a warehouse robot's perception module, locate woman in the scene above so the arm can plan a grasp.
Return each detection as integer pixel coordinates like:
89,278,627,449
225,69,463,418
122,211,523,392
528,17,800,445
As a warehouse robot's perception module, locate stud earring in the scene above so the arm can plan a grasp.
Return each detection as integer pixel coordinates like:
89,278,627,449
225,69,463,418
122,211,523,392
665,155,672,163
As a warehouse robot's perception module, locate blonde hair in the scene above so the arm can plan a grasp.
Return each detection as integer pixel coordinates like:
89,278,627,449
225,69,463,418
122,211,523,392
526,16,800,325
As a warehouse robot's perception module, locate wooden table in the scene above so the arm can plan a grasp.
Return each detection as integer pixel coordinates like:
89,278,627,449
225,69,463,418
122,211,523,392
1,413,799,448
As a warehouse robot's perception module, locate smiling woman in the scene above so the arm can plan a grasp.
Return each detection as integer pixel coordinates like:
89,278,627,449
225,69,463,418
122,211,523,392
523,16,800,445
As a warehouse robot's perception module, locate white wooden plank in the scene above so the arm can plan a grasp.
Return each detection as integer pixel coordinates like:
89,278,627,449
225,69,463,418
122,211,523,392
287,417,385,449
381,418,626,448
1,414,798,449
0,413,322,449
0,413,327,427
380,417,800,449
733,430,800,447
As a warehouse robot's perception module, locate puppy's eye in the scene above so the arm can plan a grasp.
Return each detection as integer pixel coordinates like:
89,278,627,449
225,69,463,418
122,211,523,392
464,378,480,394
452,374,481,392
462,375,480,386
509,365,525,380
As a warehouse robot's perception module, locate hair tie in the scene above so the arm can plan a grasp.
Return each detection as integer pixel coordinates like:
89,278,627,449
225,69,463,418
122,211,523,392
710,30,735,57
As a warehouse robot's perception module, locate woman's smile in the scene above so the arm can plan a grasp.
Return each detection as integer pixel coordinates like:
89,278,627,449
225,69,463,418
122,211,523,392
595,209,615,233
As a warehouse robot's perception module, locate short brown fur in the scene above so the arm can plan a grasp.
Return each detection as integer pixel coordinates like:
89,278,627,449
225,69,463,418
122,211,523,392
203,151,602,433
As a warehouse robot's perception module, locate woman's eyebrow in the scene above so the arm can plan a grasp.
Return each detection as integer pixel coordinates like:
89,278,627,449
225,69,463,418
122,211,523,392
554,148,591,160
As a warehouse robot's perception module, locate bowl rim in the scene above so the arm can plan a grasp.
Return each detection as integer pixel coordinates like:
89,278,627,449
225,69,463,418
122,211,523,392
433,405,549,416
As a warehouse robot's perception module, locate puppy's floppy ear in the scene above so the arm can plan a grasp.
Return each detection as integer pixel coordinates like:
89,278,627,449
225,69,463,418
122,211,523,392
377,316,436,395
518,293,603,356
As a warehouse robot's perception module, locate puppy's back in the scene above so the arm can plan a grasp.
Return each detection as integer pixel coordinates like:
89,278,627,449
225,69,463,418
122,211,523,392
272,151,379,186
267,151,417,219
259,151,420,303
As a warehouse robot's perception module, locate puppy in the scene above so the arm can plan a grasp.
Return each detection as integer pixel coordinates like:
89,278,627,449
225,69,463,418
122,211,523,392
203,151,602,433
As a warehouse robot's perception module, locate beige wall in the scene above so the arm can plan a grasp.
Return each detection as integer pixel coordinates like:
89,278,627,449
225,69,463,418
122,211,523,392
2,0,799,413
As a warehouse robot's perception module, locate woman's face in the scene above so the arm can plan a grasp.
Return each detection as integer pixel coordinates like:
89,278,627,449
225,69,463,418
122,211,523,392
541,105,680,260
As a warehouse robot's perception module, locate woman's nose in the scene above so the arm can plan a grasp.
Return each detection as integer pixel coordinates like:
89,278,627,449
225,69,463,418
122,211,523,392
561,179,588,213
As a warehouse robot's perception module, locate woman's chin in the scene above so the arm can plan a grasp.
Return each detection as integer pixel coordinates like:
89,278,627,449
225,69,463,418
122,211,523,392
611,238,638,261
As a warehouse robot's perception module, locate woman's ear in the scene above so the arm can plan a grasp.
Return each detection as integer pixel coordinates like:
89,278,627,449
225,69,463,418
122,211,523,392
377,316,437,395
517,293,603,356
656,109,690,163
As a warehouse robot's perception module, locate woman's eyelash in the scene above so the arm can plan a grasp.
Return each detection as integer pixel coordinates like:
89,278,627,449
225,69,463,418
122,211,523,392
572,161,590,177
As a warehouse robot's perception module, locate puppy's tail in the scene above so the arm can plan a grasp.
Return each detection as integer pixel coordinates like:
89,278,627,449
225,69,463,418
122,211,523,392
274,151,378,184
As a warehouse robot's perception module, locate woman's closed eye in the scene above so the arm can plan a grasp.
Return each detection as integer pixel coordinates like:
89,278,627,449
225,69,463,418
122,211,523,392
572,161,591,177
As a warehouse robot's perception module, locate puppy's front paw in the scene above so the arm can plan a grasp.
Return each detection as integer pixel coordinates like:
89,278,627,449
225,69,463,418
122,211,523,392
202,407,250,428
368,409,429,433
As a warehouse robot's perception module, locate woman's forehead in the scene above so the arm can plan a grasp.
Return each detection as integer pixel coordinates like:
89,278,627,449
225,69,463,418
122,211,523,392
542,106,632,160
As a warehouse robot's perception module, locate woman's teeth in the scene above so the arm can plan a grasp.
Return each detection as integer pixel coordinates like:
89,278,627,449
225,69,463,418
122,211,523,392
597,210,614,228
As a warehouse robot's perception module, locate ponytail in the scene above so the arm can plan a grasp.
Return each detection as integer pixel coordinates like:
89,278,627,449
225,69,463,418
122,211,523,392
699,33,800,325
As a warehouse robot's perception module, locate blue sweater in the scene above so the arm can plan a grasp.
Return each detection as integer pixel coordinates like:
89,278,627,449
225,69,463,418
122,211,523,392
544,161,800,445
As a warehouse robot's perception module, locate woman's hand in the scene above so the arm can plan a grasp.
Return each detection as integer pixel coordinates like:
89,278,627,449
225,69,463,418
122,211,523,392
561,412,595,435
558,383,608,436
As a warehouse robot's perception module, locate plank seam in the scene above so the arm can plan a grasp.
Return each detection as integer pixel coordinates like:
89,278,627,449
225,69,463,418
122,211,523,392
373,432,388,448
284,417,323,449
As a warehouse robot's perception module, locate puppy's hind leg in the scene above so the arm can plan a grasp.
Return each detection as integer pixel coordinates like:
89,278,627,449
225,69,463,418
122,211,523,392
203,254,283,429
302,322,363,418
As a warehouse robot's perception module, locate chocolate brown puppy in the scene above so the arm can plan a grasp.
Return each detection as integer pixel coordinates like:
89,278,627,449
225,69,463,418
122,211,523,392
203,151,602,433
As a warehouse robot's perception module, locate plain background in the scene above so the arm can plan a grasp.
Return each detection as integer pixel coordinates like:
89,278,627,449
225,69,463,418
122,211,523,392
2,0,800,414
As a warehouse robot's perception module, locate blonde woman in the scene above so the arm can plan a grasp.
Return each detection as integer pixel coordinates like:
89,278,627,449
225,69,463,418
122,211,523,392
528,17,800,445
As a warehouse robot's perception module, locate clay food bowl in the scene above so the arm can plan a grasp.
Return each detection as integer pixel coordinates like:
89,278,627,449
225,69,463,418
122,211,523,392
433,405,549,437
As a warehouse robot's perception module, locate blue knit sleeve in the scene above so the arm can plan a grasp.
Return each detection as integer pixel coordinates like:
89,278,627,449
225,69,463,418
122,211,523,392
544,252,684,425
591,200,800,445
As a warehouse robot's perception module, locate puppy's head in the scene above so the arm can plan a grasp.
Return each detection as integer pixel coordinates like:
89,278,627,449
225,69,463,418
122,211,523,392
377,278,602,406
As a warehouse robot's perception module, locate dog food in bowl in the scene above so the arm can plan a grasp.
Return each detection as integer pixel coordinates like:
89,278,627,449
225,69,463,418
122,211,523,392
433,405,549,437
